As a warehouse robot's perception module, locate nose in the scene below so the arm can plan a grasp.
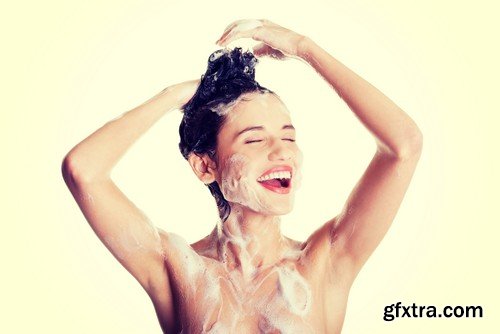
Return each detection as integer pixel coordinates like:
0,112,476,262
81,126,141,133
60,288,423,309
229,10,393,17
268,138,293,161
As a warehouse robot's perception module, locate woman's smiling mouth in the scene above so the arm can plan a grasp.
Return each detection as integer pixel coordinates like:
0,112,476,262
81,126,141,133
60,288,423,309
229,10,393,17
256,166,293,194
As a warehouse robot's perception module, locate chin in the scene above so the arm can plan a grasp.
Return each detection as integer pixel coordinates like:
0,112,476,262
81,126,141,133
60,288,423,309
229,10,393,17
249,197,296,216
270,206,294,216
222,178,294,213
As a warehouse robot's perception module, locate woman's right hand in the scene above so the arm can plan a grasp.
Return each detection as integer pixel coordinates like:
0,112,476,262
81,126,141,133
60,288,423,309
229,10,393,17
166,79,200,109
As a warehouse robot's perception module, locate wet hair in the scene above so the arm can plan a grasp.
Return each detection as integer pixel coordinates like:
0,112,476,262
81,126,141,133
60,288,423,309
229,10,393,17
178,47,273,222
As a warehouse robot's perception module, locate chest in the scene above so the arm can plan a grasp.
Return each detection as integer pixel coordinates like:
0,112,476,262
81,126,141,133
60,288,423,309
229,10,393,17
172,261,325,333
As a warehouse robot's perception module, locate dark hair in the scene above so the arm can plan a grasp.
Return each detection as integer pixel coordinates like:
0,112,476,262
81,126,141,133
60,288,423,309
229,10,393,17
178,47,273,222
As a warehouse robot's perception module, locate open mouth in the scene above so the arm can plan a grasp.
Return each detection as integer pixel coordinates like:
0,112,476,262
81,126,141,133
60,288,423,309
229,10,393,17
256,170,292,193
258,178,291,188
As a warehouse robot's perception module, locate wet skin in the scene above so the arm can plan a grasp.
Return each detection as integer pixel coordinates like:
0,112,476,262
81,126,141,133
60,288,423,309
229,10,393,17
63,20,423,332
150,229,350,333
148,92,352,333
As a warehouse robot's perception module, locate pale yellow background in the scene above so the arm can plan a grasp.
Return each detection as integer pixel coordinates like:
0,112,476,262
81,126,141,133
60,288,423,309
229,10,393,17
2,0,499,333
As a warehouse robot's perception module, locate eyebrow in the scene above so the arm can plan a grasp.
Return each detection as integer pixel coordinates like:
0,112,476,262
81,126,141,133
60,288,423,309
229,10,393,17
235,124,295,140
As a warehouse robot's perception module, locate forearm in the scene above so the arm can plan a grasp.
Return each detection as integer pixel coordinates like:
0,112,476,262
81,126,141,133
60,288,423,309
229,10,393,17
298,37,422,157
64,87,181,182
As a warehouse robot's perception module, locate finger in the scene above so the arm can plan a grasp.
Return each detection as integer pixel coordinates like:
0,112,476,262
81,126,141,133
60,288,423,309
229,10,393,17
216,20,240,44
216,19,256,44
218,19,265,45
219,26,264,46
222,20,239,32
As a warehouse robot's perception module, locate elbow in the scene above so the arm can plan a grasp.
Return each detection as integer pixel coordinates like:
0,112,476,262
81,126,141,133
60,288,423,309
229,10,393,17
61,153,100,185
396,127,423,159
379,125,423,160
61,154,80,186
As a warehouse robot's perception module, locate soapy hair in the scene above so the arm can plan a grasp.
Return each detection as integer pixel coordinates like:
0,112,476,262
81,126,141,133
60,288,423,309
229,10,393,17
179,47,273,222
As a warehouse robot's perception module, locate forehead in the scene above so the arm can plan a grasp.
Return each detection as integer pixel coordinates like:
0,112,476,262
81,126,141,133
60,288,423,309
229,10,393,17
223,92,291,129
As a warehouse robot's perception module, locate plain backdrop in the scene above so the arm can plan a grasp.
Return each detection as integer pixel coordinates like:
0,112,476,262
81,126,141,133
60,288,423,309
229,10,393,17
1,0,499,333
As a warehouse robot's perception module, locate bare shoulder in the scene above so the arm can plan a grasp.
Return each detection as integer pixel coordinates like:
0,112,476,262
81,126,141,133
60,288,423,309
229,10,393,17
146,228,174,292
158,229,202,264
158,230,215,280
144,228,179,333
148,228,193,291
147,230,215,333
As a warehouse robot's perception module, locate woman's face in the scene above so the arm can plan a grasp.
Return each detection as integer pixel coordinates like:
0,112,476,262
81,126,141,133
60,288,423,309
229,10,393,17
213,92,303,216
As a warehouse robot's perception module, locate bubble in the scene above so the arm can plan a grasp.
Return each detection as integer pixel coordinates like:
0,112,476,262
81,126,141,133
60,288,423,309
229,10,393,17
209,49,229,62
219,153,294,215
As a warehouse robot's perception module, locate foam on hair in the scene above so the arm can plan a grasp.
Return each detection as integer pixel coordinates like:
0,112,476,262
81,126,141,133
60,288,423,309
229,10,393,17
178,47,273,222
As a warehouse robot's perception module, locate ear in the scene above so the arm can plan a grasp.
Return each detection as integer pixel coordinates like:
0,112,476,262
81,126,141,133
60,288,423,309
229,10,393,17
187,153,218,185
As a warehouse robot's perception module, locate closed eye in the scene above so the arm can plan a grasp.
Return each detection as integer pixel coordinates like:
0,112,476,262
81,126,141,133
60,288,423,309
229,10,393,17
244,139,296,144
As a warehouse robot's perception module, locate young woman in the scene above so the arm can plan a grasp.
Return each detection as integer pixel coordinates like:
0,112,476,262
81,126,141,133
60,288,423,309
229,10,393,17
62,19,422,334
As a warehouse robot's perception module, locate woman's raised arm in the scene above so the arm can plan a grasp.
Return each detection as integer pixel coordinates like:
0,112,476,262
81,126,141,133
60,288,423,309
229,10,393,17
63,80,199,181
297,36,423,282
61,79,199,293
217,19,423,283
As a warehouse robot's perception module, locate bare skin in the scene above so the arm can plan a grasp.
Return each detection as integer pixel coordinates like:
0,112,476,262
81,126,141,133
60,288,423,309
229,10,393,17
62,19,422,334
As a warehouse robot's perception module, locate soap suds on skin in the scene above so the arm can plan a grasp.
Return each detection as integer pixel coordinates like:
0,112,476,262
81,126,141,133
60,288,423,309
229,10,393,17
210,94,252,117
173,92,313,332
81,192,94,204
210,89,291,119
167,163,313,332
103,215,163,261
169,228,315,333
276,266,312,316
220,153,287,215
219,149,302,216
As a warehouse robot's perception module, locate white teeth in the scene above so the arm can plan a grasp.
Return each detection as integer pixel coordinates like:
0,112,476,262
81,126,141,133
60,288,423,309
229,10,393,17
257,171,291,182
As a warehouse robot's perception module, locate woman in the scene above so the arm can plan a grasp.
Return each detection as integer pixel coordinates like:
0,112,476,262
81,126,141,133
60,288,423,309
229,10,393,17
62,19,422,334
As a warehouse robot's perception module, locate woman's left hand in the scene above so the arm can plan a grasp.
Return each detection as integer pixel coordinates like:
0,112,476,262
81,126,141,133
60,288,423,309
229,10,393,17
215,19,308,60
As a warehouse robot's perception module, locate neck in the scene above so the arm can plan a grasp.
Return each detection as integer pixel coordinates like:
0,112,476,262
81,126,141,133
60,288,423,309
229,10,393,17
212,203,287,278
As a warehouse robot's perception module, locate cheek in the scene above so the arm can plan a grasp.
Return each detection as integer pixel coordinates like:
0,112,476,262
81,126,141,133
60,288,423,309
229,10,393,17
215,149,300,215
219,153,253,196
219,153,273,212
